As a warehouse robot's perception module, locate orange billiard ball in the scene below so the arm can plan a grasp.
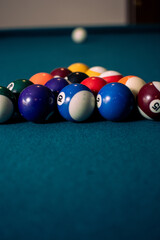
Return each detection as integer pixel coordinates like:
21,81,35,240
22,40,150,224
29,72,53,85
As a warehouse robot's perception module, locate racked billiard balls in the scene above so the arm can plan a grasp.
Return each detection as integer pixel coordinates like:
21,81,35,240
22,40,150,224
119,75,146,97
67,72,88,84
97,83,135,121
137,81,160,120
99,70,123,83
81,77,107,96
7,79,33,101
68,62,89,73
30,72,53,85
85,66,107,77
50,67,71,78
45,77,69,97
57,84,95,122
0,86,16,123
18,84,56,123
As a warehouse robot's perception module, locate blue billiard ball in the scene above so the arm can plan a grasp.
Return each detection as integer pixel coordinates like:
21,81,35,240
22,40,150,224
96,83,135,121
57,83,95,122
45,77,69,97
18,84,56,123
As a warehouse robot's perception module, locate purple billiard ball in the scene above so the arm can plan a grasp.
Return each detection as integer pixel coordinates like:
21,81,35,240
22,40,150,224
18,84,56,123
45,77,69,97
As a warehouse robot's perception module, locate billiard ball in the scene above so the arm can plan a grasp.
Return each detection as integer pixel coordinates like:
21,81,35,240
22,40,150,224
71,27,87,44
18,84,56,123
50,67,71,78
30,72,53,85
68,62,89,73
57,84,95,122
118,75,146,97
137,81,160,120
81,77,107,96
7,79,33,101
45,77,69,97
67,72,88,84
99,70,123,83
0,86,16,123
97,83,135,121
85,66,107,77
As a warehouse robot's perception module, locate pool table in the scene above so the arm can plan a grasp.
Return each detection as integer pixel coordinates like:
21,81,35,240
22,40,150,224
0,25,160,240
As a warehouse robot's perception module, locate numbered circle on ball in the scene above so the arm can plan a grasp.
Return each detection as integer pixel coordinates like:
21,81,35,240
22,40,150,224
149,99,160,113
57,92,65,105
96,94,102,108
7,82,14,91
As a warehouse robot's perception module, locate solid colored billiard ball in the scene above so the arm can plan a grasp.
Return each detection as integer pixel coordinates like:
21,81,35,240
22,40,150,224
68,62,89,73
99,70,123,83
7,79,33,101
50,67,71,78
30,72,53,85
97,83,135,121
57,84,95,122
45,77,69,97
67,72,88,84
118,75,146,97
137,81,160,120
18,84,56,123
71,27,87,43
85,66,107,77
0,86,16,123
81,77,107,96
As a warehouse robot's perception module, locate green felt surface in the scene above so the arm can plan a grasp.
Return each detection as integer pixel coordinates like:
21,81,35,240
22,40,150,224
0,26,160,240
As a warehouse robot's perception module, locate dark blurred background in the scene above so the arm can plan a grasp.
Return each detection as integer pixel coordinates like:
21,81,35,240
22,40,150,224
0,0,159,29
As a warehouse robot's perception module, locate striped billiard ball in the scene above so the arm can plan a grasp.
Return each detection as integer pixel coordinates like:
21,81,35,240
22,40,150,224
118,75,146,97
57,84,95,122
137,81,160,120
99,70,123,83
0,86,16,123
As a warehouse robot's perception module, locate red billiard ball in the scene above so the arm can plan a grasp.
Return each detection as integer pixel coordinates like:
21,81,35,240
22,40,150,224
50,67,71,78
137,81,160,120
81,77,107,96
99,70,123,83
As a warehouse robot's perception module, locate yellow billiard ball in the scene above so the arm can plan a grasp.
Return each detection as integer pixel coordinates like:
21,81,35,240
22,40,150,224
85,66,107,77
68,63,89,73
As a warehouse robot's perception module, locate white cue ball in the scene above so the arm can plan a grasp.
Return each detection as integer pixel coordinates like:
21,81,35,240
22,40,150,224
71,27,87,43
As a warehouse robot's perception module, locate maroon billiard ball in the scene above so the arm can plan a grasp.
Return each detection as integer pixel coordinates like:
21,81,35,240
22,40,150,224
137,81,160,120
81,77,107,96
50,67,71,78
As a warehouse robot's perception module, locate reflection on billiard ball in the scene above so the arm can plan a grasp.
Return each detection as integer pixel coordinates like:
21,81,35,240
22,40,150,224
81,77,107,96
50,67,71,78
67,72,88,84
71,27,87,44
119,75,146,97
57,84,95,122
68,62,89,73
137,81,160,120
0,86,16,123
30,72,53,85
86,66,107,77
100,70,123,83
97,83,135,121
18,84,56,123
45,77,69,97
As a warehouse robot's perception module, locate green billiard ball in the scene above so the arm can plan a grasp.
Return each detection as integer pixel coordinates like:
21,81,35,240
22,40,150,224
7,79,33,113
7,79,33,100
0,86,16,123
